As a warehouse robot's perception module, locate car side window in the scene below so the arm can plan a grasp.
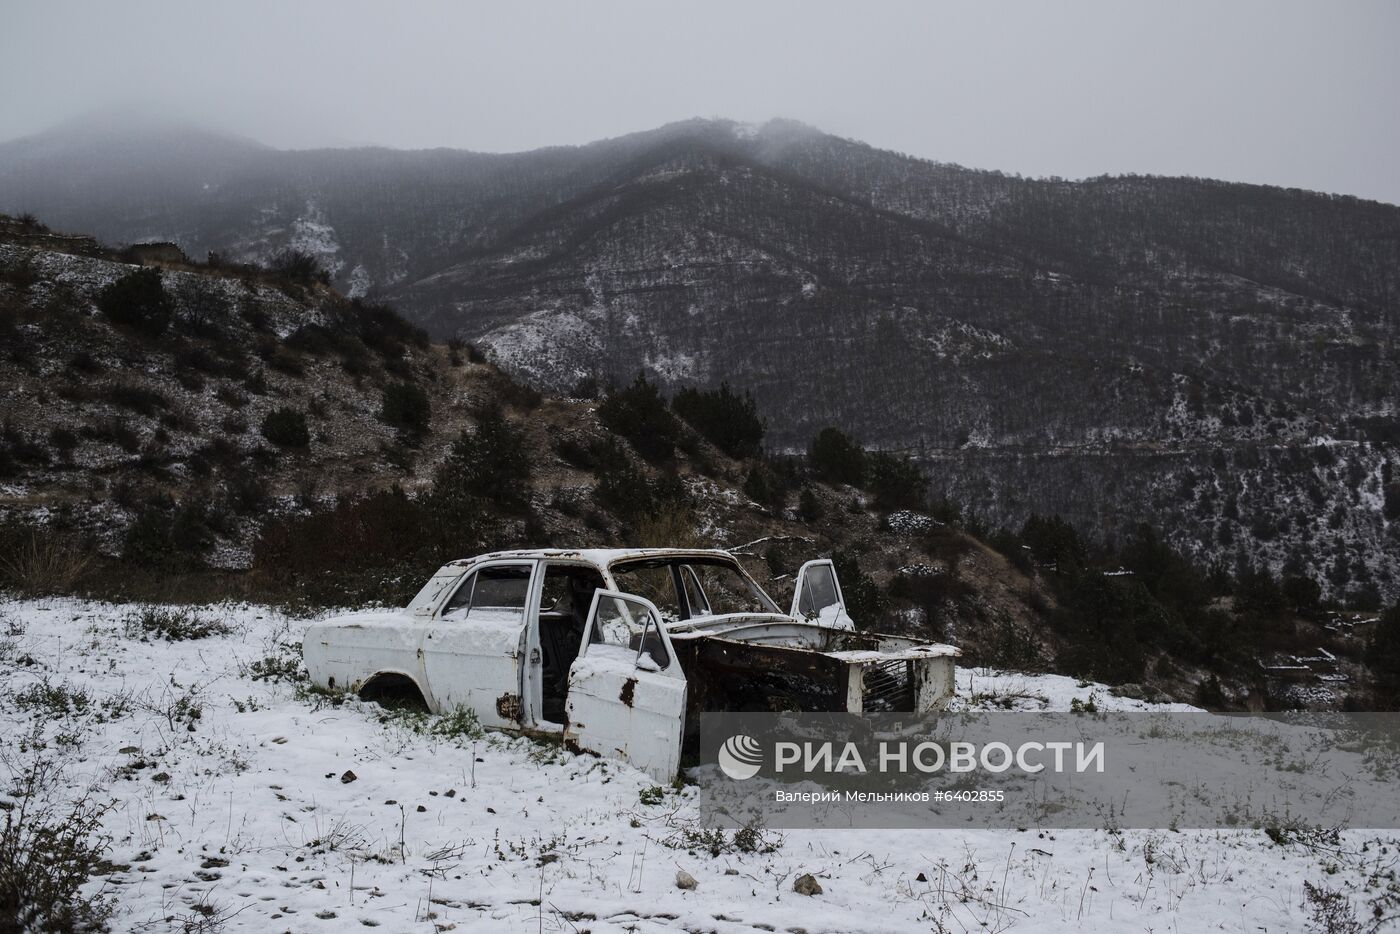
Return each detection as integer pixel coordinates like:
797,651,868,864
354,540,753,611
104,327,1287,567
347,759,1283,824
797,563,840,618
442,564,531,622
590,593,671,670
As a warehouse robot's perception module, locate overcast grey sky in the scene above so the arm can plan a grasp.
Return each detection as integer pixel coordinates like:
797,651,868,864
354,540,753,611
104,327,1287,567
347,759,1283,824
3,0,1398,203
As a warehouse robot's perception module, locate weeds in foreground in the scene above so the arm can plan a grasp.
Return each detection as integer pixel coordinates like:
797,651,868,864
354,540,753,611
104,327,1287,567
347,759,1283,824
138,680,205,735
375,703,485,744
126,606,233,642
1069,692,1101,714
245,640,305,684
914,846,1027,934
12,678,132,724
0,757,115,932
966,682,1050,710
1304,880,1365,934
660,817,781,858
1266,823,1342,852
304,817,368,855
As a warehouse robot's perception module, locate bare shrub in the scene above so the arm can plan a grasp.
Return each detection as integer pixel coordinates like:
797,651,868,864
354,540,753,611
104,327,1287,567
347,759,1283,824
0,758,115,931
660,816,780,858
0,527,92,595
1303,880,1364,934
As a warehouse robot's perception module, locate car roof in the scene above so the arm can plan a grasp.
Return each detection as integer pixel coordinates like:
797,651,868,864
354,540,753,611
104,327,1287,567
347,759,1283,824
447,548,738,568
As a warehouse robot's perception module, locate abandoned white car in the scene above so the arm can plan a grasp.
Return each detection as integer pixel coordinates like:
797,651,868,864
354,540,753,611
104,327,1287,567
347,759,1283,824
303,549,960,780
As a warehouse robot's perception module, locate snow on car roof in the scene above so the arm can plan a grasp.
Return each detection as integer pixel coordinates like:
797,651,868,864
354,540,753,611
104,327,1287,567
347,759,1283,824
447,548,739,567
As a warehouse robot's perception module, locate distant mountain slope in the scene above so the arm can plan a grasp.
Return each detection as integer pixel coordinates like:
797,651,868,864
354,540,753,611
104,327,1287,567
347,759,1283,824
1,117,1396,599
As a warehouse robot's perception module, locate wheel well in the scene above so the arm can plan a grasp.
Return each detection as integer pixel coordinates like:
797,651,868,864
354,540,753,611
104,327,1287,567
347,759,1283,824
358,672,429,711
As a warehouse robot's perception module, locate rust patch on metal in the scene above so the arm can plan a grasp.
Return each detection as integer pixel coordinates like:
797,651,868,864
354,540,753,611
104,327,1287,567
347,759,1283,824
619,678,637,707
495,693,522,721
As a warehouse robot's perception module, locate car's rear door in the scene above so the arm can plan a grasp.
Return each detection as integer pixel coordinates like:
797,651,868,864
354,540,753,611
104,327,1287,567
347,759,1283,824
565,590,687,781
790,559,854,629
422,559,537,728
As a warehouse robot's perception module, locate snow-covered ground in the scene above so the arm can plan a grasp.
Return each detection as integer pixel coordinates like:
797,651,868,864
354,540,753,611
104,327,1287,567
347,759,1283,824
2,597,1396,932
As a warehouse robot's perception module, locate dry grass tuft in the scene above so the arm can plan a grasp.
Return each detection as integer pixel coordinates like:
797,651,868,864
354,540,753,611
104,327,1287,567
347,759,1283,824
0,529,92,595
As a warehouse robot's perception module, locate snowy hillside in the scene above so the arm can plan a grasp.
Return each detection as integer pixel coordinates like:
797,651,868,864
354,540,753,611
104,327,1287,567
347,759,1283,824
3,598,1395,932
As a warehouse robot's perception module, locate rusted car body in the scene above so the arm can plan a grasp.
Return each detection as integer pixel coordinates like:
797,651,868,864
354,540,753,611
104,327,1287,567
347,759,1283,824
303,548,959,780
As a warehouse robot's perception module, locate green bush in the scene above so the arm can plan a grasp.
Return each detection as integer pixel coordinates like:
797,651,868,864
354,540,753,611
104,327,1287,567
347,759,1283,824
978,618,1047,671
554,435,600,470
1234,565,1287,619
1052,576,1166,685
832,550,885,627
0,255,38,292
47,428,78,460
105,384,170,416
808,428,866,486
128,606,232,641
82,418,140,454
284,323,353,357
1021,514,1087,572
261,407,311,448
590,437,649,518
888,568,972,639
988,529,1033,573
741,459,799,515
434,406,531,512
255,489,431,606
1194,675,1227,708
121,499,216,570
598,373,683,464
1368,603,1400,706
672,382,764,459
380,381,431,440
252,484,498,607
335,299,430,358
866,450,927,512
590,437,690,529
0,424,48,478
96,268,172,336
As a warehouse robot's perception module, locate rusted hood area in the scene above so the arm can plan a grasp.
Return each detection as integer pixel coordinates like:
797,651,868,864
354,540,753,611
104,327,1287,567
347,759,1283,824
670,614,960,662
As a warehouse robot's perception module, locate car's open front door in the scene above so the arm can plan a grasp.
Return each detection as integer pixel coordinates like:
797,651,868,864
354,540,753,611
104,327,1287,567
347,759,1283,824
790,559,854,629
564,590,686,781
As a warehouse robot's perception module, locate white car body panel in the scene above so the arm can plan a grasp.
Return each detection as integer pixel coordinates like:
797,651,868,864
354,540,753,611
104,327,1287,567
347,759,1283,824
303,610,426,696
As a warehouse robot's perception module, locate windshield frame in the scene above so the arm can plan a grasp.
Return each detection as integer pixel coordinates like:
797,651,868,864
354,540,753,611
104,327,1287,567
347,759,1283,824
607,553,782,620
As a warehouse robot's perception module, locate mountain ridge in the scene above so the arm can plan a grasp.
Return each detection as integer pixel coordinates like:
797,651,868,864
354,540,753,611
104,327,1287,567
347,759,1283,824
1,115,1396,601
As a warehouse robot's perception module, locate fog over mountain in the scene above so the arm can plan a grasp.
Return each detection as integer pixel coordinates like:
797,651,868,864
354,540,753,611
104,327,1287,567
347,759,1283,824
5,1,1399,203
1,114,1397,601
